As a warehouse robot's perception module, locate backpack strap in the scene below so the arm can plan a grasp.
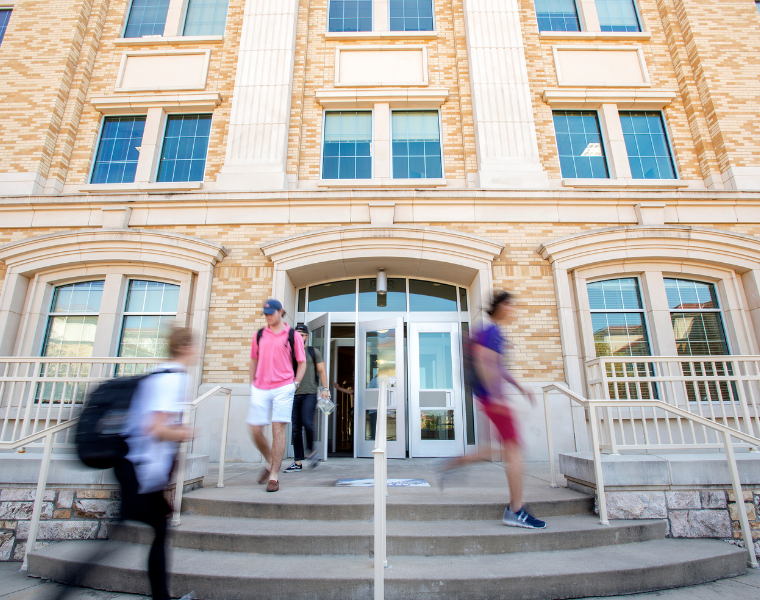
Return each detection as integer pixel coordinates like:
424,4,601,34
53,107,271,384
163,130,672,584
256,327,264,347
288,327,298,376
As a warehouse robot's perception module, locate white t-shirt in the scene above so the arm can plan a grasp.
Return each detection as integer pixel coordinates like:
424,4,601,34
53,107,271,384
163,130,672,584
123,364,187,494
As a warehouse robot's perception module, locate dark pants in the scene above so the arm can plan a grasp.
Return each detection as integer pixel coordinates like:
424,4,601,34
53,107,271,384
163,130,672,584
114,459,171,600
292,393,318,461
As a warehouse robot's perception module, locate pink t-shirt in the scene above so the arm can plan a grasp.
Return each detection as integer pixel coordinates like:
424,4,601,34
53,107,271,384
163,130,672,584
250,325,306,390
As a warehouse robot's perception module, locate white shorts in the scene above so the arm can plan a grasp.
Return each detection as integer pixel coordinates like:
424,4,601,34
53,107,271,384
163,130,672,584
246,383,296,426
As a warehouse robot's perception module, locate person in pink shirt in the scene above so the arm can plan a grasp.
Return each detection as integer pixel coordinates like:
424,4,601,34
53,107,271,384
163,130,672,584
247,299,306,492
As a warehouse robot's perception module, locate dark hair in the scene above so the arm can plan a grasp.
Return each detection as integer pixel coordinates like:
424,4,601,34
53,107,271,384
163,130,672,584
168,326,195,358
487,291,512,317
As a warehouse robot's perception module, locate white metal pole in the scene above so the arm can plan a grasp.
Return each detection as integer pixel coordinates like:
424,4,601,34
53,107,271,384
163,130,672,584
543,390,558,488
217,391,231,488
23,431,54,571
723,430,759,568
373,445,386,600
589,405,609,526
171,408,191,527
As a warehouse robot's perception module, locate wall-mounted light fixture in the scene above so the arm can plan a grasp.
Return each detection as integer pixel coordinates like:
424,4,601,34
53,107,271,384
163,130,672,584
377,268,387,307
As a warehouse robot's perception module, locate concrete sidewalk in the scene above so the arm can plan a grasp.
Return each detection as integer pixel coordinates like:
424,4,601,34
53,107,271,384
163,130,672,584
2,562,759,600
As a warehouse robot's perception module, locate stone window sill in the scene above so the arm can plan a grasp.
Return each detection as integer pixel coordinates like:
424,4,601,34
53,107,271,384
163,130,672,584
561,178,687,189
80,182,203,194
318,178,447,188
325,31,437,40
539,31,652,42
114,36,224,47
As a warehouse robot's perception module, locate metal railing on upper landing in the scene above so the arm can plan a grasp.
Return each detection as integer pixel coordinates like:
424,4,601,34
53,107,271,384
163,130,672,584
0,377,232,570
542,382,760,569
373,380,389,600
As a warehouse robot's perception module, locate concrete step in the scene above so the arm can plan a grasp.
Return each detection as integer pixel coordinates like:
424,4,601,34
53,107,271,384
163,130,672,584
28,538,747,600
181,494,594,521
111,514,667,556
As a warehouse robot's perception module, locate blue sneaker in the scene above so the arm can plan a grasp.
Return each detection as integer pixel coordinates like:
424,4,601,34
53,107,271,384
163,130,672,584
502,506,546,529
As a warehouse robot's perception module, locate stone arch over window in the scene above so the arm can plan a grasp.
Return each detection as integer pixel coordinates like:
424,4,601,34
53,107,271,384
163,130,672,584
538,225,760,393
0,229,228,389
260,225,506,324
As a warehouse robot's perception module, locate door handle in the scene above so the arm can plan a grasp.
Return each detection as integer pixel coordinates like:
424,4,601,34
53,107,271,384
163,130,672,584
446,391,452,407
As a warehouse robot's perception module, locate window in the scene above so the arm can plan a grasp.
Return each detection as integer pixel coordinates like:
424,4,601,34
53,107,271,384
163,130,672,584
588,278,651,357
620,112,676,180
594,0,641,32
409,280,457,311
183,0,229,36
553,111,609,179
389,0,434,31
118,281,180,375
39,281,104,404
308,280,357,312
359,278,407,311
157,114,211,183
665,279,729,356
328,0,372,32
322,112,372,180
535,0,580,32
90,117,145,184
392,111,442,179
0,9,11,45
124,0,171,38
757,0,760,15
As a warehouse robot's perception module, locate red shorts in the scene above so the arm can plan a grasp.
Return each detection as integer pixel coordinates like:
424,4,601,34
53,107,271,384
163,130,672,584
481,399,521,446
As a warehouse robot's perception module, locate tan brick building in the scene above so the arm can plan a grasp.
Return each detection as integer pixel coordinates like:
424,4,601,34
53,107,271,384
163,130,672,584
1,0,760,464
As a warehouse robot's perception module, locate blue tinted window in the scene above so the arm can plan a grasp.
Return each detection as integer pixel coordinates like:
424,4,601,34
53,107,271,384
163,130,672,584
409,280,457,311
553,111,609,179
329,0,372,32
0,9,11,45
595,0,640,32
392,111,442,179
322,112,372,179
359,278,407,311
91,117,146,184
389,0,434,31
124,0,171,37
184,0,229,36
308,280,356,312
157,114,211,183
620,112,676,180
535,0,580,32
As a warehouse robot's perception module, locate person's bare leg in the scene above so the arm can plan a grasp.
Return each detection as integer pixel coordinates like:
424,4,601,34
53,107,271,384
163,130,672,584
446,446,492,469
268,422,287,482
250,425,271,470
502,442,523,513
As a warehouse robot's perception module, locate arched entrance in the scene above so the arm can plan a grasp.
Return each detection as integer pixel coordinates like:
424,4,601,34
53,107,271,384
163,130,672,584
261,226,504,459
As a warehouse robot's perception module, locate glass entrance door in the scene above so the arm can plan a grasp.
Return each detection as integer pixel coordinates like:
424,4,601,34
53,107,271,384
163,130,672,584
356,317,406,458
409,322,464,457
306,313,331,461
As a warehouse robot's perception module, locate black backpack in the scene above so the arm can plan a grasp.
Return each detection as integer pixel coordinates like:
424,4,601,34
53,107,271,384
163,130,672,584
256,327,318,386
462,332,481,391
76,369,172,469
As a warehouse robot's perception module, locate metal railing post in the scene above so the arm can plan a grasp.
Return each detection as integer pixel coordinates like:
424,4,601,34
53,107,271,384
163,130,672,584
723,430,759,568
373,381,388,600
171,407,191,528
217,391,232,488
543,389,558,488
588,404,609,526
22,430,54,571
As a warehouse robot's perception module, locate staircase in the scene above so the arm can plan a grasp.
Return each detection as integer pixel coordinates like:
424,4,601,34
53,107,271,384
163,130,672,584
26,461,747,600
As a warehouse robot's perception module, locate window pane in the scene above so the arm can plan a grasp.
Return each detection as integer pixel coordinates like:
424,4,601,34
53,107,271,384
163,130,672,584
328,0,372,31
671,313,729,356
553,111,609,179
419,332,453,389
587,278,642,310
322,112,372,179
308,280,357,312
51,281,104,313
595,0,640,32
359,278,407,311
0,10,12,46
664,279,719,310
535,0,580,32
42,316,99,358
125,280,180,313
124,0,171,37
459,288,468,311
90,117,145,184
409,280,457,311
298,288,306,312
157,115,211,182
389,0,434,31
591,312,650,357
619,112,677,179
183,0,229,36
118,314,174,360
392,111,442,179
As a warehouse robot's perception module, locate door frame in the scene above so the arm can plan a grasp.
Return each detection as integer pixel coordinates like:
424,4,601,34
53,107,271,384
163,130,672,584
306,312,332,461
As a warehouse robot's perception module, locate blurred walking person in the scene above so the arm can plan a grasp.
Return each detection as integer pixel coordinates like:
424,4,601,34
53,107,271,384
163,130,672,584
248,299,306,491
284,324,331,472
115,326,196,600
440,291,546,529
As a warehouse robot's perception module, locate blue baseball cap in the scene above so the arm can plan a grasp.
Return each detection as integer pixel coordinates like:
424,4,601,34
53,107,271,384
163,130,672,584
262,299,283,315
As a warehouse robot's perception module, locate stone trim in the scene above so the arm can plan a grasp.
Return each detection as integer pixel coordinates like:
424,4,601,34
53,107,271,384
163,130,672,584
90,93,222,115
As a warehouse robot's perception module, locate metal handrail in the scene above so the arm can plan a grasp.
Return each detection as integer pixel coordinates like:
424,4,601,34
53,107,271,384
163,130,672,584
543,382,759,569
9,384,232,569
373,380,389,600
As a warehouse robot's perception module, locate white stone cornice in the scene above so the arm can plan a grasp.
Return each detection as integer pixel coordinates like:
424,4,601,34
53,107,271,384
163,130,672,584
538,225,760,272
542,88,677,110
0,229,229,276
315,87,449,109
90,93,222,114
